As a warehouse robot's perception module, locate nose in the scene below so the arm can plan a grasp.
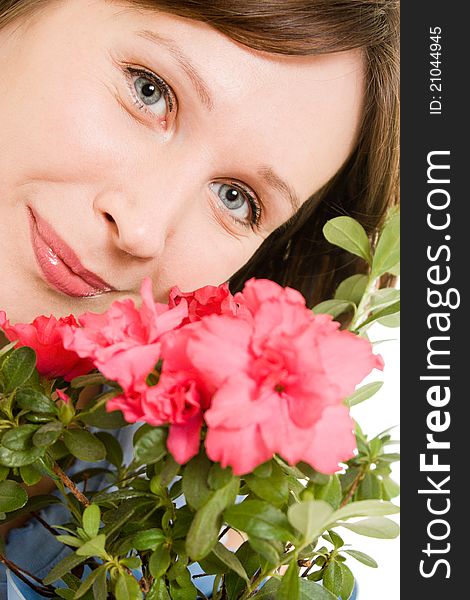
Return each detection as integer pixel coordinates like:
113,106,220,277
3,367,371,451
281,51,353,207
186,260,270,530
94,188,174,260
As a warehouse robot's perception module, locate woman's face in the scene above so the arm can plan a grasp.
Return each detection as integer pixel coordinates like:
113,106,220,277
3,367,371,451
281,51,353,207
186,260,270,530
0,0,364,322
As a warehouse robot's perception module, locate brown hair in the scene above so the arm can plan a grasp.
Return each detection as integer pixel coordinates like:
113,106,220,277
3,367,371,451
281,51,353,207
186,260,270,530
0,0,399,308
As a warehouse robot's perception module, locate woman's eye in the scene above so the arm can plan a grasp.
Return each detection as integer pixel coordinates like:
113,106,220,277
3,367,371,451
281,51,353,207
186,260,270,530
210,182,261,229
125,67,176,124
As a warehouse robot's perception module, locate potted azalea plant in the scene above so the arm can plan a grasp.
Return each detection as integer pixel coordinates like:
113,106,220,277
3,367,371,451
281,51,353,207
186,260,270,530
0,213,400,600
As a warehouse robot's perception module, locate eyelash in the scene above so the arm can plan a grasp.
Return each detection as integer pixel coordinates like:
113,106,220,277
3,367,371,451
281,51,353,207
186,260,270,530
124,65,176,119
123,65,262,231
223,182,262,230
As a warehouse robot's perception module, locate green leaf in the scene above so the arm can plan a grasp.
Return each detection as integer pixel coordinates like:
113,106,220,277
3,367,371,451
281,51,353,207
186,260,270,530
344,549,378,568
224,499,293,543
297,464,330,485
378,312,400,328
225,542,259,600
334,274,369,305
132,425,167,466
323,217,372,264
247,536,282,565
299,579,338,599
75,565,107,599
121,557,142,570
245,461,289,507
32,420,63,447
345,381,383,408
0,340,17,359
82,503,101,538
330,499,400,523
339,563,355,600
199,550,231,575
370,288,400,312
208,463,233,490
100,498,154,538
92,565,108,600
324,529,344,550
169,580,197,600
0,480,28,512
338,517,400,539
278,560,300,600
253,461,272,478
94,431,123,468
15,387,57,414
314,475,342,510
1,494,60,524
79,393,128,429
55,534,83,548
357,473,382,500
358,301,400,330
323,560,343,596
70,372,107,388
212,542,249,580
0,444,44,467
2,424,38,451
382,477,400,499
132,528,165,551
115,572,143,600
147,579,171,600
253,578,337,600
287,500,333,543
43,552,87,584
157,454,181,488
182,451,211,510
63,429,106,462
312,299,353,318
19,463,42,485
0,465,9,482
55,590,76,600
186,476,240,560
371,212,400,279
2,347,36,392
76,533,108,558
149,545,172,579
62,573,82,591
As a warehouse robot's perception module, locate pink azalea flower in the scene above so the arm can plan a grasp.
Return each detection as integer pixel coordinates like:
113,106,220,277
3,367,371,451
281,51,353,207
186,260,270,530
0,311,94,381
61,278,188,391
168,282,239,326
187,279,383,475
143,324,213,464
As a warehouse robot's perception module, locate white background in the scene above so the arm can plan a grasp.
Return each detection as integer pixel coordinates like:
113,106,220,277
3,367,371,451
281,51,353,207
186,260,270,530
346,322,400,600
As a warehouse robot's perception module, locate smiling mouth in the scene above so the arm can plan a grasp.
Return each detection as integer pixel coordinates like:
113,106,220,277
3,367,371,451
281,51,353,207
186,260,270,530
28,207,115,298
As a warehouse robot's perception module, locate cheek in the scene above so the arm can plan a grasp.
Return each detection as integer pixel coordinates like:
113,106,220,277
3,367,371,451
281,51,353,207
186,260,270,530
1,62,127,184
157,224,262,296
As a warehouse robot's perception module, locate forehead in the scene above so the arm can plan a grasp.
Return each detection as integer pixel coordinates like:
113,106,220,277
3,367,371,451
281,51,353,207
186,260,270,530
21,0,366,219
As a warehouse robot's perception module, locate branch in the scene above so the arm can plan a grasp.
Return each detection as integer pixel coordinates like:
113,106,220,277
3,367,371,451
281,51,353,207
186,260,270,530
52,462,90,507
340,465,367,508
0,554,55,597
31,511,61,537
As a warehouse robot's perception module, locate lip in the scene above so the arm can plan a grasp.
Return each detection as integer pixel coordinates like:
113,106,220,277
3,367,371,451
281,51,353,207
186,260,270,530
28,207,115,298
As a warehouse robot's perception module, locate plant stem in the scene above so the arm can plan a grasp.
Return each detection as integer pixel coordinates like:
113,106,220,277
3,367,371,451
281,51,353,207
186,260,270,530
239,565,283,600
0,554,55,597
349,277,377,331
52,462,90,507
340,465,367,507
31,512,61,537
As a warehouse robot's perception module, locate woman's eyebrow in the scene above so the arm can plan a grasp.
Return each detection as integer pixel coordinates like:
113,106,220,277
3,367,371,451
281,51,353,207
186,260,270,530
135,29,214,110
258,166,301,214
134,29,300,215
